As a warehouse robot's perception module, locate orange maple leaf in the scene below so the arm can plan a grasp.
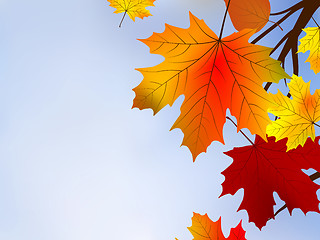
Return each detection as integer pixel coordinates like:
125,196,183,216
188,213,246,240
224,0,271,32
133,12,289,160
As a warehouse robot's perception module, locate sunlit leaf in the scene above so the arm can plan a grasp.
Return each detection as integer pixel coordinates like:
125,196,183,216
133,12,289,160
267,75,320,150
298,27,320,74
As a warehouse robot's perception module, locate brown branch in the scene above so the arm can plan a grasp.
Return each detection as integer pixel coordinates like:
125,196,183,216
252,11,296,45
258,0,320,220
292,39,299,75
251,2,304,44
271,32,290,54
283,58,288,87
264,0,320,91
310,171,320,181
270,2,303,16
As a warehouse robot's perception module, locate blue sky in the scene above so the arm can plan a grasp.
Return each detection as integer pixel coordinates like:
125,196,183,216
0,0,320,239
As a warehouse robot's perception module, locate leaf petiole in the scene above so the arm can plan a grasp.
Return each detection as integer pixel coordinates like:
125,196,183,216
226,116,254,145
218,0,232,40
268,20,283,31
119,11,127,28
312,16,320,28
314,122,320,128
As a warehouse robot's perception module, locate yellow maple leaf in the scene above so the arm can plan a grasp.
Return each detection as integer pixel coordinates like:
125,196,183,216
297,27,320,74
107,0,155,26
267,75,320,150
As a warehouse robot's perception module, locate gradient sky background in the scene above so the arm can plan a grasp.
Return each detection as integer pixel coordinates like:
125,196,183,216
1,0,320,239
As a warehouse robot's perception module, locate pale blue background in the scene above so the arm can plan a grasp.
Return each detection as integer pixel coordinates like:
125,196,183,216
0,0,320,239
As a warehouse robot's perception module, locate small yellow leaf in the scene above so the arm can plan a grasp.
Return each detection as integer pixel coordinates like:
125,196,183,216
108,0,155,22
297,27,320,74
267,75,320,150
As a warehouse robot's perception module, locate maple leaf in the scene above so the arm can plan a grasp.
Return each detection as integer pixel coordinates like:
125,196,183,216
188,213,246,240
132,12,289,160
266,75,320,151
107,0,155,25
297,27,320,74
224,0,270,32
221,135,320,229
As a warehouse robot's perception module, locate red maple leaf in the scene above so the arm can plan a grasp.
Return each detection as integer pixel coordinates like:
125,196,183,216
221,135,320,229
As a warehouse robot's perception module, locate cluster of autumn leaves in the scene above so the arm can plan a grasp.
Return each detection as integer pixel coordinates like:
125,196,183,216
108,0,320,238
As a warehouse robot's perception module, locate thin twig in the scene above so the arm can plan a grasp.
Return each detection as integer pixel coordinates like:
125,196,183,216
314,122,320,128
264,1,320,92
270,2,303,16
283,58,288,87
310,171,320,181
119,11,127,28
292,39,299,75
270,32,289,55
312,16,320,27
251,2,303,44
268,20,284,31
274,204,287,217
226,117,254,145
219,0,232,40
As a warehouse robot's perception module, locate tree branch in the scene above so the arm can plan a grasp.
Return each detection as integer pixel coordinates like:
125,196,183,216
264,0,320,91
257,0,320,220
292,39,299,75
251,1,303,44
270,2,303,16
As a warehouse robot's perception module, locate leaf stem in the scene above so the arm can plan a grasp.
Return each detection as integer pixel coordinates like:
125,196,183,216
218,0,231,40
226,116,254,145
312,16,320,27
274,204,287,217
119,11,127,28
314,122,320,128
268,20,283,31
